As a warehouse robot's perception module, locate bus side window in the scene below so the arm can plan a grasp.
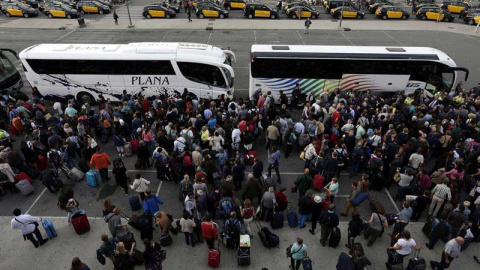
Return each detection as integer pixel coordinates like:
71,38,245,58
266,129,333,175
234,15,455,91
177,62,226,88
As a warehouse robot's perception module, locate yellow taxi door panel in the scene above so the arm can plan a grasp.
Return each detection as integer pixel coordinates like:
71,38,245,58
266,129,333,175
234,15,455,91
474,16,480,24
344,10,355,17
202,10,209,16
301,11,311,17
58,10,66,17
211,10,219,17
426,11,436,19
255,10,269,17
386,10,394,18
149,10,165,17
392,11,402,18
92,6,99,13
375,9,380,15
7,8,21,16
231,2,243,8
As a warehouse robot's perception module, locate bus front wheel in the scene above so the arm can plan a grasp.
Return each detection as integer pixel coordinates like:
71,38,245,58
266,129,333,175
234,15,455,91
77,92,95,105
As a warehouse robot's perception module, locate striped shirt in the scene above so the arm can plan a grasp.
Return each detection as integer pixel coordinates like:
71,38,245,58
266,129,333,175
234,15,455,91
432,184,452,201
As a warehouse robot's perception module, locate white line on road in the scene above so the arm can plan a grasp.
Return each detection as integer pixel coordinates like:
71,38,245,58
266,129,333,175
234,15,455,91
53,29,77,43
339,30,355,46
253,29,257,44
296,30,306,45
160,31,169,42
207,31,212,45
384,187,400,213
25,187,47,215
383,30,405,46
156,180,163,197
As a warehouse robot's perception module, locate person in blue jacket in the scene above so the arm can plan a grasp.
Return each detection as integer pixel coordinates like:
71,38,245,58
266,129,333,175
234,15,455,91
143,189,164,216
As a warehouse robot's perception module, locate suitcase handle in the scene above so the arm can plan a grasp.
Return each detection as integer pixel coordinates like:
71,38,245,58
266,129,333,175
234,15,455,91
413,248,421,258
119,213,130,222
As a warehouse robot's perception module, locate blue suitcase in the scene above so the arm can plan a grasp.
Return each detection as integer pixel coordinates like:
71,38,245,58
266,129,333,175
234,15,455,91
129,196,141,211
270,211,284,229
86,170,99,187
42,218,57,239
302,257,312,270
287,203,298,228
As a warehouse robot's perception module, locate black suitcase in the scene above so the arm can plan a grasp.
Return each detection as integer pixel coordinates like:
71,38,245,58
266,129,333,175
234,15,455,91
407,250,426,270
237,247,251,266
128,215,140,230
160,233,172,247
255,221,270,248
78,160,90,173
422,218,433,237
270,211,284,229
328,227,341,248
132,249,144,265
129,196,141,211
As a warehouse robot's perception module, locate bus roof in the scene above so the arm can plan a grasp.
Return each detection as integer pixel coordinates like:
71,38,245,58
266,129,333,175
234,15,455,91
20,42,228,64
251,45,456,65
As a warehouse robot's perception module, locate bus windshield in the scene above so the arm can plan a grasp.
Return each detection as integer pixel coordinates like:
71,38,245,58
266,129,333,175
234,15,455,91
222,67,234,88
0,52,17,80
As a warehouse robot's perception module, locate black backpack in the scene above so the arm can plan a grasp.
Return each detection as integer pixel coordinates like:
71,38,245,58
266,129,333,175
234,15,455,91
226,218,240,238
114,254,135,270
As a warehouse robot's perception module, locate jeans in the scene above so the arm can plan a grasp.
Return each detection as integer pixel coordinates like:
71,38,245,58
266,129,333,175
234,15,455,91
268,164,281,183
395,185,408,200
349,162,360,177
24,226,46,247
290,258,302,270
243,217,253,236
184,232,195,246
299,214,311,228
429,195,445,216
431,254,454,270
363,226,382,246
99,168,109,183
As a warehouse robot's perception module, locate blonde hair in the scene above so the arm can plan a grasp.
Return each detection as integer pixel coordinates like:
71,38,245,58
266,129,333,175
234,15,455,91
115,242,126,254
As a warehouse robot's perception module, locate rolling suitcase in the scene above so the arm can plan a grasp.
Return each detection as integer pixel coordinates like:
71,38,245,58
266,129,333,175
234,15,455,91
369,198,385,215
124,142,132,157
139,214,153,240
208,243,221,268
70,167,85,182
287,202,299,228
16,180,34,196
237,247,250,266
255,221,270,248
302,257,313,270
406,250,426,270
127,214,140,230
71,213,90,234
14,172,33,183
422,218,433,237
42,218,57,239
159,233,172,247
328,227,341,248
86,170,99,187
129,195,141,211
270,211,284,229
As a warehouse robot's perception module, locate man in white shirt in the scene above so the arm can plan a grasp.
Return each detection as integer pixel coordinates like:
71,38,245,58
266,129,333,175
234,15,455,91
53,101,63,116
173,135,186,154
231,127,241,144
11,209,48,248
408,148,424,170
430,237,464,270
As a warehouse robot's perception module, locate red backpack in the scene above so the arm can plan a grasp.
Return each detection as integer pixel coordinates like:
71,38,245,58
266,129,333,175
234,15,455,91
184,154,192,168
313,174,324,191
239,121,247,133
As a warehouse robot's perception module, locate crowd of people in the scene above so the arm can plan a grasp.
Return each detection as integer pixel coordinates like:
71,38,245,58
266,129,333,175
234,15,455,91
4,82,480,269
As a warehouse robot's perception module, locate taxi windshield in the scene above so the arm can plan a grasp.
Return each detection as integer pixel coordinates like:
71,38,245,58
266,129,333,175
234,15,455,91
62,4,75,11
17,3,30,9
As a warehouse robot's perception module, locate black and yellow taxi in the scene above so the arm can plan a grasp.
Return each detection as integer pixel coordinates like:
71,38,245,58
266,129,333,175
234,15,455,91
222,0,245,10
95,0,112,8
196,1,222,10
76,0,110,14
286,5,319,19
283,1,309,13
416,6,454,21
20,0,39,8
440,1,470,14
367,0,394,13
44,4,80,18
40,0,76,12
324,0,354,13
196,5,228,18
142,4,176,18
149,2,181,13
463,9,479,25
375,6,409,19
1,2,38,17
330,6,364,19
243,3,278,19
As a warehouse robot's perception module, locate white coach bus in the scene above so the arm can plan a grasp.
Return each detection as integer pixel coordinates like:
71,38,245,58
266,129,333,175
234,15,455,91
19,42,236,104
249,45,469,103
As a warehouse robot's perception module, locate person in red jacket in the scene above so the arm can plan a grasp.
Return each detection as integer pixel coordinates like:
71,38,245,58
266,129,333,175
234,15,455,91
201,215,218,249
90,147,111,183
275,187,288,212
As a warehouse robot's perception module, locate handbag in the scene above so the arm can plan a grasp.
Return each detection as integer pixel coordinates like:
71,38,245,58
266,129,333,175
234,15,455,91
299,151,306,161
286,243,303,258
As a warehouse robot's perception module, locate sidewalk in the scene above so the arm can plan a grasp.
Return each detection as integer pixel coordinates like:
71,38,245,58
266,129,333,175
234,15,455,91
1,216,479,269
1,17,479,36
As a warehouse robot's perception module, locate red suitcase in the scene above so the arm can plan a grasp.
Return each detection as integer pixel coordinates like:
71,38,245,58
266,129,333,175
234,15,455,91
15,172,33,183
208,248,221,268
71,213,90,234
37,155,48,170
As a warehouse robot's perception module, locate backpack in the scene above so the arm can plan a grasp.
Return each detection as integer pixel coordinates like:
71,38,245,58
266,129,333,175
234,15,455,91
48,150,62,165
145,249,164,270
336,150,346,166
183,154,192,168
226,218,240,237
219,197,234,218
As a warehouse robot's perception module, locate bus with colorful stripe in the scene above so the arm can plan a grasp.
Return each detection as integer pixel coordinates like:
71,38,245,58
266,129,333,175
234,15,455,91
249,45,469,104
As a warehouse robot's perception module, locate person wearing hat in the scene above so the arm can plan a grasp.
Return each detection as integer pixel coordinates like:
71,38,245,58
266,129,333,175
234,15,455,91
309,194,323,235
